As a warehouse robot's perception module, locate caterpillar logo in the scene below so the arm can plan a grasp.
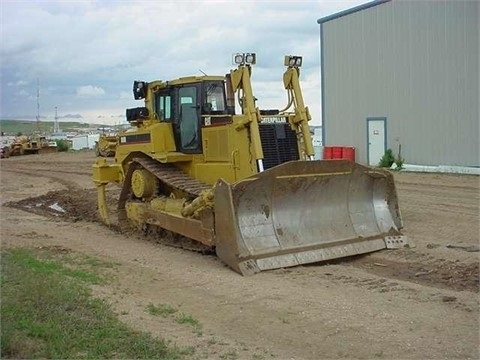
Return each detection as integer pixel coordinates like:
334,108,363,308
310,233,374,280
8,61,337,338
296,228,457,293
260,116,287,124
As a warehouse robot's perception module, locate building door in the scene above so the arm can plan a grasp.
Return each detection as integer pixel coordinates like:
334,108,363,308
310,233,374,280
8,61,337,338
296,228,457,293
367,117,386,166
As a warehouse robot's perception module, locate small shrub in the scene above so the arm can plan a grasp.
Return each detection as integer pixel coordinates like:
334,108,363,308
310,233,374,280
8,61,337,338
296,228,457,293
394,156,405,170
378,149,395,168
379,147,406,171
55,139,70,152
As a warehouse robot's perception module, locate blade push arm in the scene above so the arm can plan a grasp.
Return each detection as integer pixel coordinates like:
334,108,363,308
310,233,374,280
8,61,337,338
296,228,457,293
229,56,265,171
283,56,315,159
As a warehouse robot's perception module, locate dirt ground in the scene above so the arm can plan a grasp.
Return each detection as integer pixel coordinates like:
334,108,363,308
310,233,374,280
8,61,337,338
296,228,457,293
1,151,479,360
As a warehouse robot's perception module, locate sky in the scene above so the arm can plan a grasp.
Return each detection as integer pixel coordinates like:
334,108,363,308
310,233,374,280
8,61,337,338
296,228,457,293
1,0,369,126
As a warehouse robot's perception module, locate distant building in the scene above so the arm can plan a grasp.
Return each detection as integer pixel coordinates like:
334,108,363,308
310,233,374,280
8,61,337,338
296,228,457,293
317,0,479,167
50,132,69,140
71,134,100,150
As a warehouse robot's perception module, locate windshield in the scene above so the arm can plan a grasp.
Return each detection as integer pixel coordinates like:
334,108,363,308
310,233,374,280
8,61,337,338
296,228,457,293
204,82,226,112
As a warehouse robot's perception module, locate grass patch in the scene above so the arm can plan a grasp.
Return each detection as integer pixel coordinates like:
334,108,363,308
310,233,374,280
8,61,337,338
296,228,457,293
146,303,178,317
146,303,203,335
1,247,185,359
7,247,102,284
176,313,200,327
176,313,203,335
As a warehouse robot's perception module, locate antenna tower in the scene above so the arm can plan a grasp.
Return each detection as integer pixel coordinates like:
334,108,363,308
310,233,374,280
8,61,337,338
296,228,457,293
54,106,60,133
36,79,40,132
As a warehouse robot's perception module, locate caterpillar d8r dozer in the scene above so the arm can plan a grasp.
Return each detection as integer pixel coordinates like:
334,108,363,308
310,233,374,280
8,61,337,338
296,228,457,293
93,53,407,275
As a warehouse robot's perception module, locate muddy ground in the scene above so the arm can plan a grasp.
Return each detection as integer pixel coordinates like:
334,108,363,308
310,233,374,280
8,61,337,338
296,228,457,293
1,151,479,360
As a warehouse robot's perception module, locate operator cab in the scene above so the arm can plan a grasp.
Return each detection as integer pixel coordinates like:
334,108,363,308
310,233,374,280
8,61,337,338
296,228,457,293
167,79,231,153
127,78,231,154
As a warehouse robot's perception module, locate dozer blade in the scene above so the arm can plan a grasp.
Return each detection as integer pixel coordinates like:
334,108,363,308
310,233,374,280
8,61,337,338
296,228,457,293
214,160,407,275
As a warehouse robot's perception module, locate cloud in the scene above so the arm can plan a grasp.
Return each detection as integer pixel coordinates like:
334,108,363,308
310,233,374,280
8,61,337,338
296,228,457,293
76,85,106,97
15,89,30,97
0,0,369,124
61,114,83,119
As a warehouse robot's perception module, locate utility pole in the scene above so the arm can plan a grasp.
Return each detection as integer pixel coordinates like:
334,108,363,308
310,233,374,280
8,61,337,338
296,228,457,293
54,106,60,133
36,78,40,132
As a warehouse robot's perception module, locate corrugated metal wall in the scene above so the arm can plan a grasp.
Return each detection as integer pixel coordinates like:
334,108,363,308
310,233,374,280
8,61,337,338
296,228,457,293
321,0,479,167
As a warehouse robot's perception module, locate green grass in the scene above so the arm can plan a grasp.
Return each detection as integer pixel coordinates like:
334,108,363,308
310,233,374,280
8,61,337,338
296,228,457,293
9,249,102,284
1,247,185,359
176,313,203,336
147,303,178,317
146,303,203,336
176,313,201,328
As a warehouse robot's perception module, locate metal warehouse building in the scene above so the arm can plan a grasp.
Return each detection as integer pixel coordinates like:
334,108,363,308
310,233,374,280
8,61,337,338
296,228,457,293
317,0,479,167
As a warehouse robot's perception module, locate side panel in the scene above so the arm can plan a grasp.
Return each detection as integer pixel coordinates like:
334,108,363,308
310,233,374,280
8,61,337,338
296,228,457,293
192,123,257,185
115,123,177,163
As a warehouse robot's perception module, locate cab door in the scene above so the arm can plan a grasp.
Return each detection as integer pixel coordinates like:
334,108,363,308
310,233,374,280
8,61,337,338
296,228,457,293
174,85,202,153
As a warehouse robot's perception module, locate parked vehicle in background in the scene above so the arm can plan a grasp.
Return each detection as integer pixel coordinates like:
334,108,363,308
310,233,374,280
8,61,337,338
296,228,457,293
6,134,57,156
94,133,117,157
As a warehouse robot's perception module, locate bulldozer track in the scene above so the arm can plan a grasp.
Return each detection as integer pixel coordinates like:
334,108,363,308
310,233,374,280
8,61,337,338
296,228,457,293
134,157,212,198
118,157,212,213
117,157,215,254
141,225,215,254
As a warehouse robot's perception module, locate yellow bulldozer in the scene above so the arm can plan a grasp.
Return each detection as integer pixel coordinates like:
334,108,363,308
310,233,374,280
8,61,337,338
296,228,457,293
8,134,57,156
94,133,117,157
93,53,407,275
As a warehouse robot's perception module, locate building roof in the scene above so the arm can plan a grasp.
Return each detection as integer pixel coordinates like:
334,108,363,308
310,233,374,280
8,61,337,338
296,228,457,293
317,0,391,24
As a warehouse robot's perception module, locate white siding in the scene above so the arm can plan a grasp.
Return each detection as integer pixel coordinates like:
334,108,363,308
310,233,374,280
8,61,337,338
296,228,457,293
321,0,479,167
72,134,100,150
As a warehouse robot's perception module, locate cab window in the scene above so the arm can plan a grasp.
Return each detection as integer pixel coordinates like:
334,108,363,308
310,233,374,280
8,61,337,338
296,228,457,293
155,94,172,121
204,82,226,113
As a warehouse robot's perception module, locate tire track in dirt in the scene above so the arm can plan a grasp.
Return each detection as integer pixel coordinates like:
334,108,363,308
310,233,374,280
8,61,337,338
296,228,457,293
4,157,479,295
349,255,479,293
5,168,91,189
5,187,479,295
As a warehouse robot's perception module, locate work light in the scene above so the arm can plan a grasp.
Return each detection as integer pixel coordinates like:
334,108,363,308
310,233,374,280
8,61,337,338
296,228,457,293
234,53,245,65
245,53,256,64
233,53,256,65
284,55,303,68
